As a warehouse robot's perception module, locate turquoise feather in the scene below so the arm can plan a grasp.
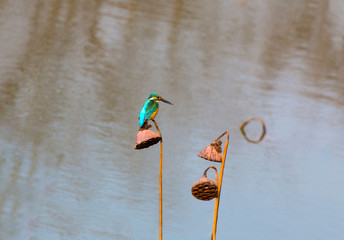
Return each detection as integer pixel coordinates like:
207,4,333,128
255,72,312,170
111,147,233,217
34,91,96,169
139,98,159,127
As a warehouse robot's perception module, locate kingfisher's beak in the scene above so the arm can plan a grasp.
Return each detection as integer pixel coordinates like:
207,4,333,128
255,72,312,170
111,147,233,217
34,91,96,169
160,98,173,105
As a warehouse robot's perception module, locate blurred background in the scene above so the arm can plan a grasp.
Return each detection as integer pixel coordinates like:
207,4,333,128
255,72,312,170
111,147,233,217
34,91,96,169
0,0,343,239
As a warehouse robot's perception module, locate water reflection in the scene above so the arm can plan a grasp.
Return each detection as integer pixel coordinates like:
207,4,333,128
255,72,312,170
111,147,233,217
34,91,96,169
0,0,343,239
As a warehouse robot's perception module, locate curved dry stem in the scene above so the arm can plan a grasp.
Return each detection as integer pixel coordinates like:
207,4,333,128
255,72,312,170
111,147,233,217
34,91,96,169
215,131,228,142
239,117,266,144
203,166,219,186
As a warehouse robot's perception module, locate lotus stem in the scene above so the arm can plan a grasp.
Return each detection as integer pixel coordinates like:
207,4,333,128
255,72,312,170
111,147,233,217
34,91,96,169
152,120,163,240
211,131,229,240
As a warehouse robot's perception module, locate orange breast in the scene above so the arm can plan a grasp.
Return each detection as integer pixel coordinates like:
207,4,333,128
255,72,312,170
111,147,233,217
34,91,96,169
148,105,159,120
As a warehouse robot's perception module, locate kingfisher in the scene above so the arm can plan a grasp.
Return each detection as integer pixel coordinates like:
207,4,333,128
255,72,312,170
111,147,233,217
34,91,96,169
139,93,172,127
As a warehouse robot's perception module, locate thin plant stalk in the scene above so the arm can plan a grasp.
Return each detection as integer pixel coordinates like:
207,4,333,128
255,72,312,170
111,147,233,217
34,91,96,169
152,120,163,240
204,166,218,185
211,131,229,240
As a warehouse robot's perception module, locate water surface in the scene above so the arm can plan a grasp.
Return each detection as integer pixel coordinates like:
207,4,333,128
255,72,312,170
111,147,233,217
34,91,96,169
0,0,343,239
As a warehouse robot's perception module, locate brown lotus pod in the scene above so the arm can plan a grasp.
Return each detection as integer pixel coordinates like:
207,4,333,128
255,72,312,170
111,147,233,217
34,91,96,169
197,140,222,162
135,128,161,150
191,166,218,201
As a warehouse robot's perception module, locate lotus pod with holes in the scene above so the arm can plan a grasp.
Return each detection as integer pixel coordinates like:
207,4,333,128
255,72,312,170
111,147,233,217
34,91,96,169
191,166,219,201
135,127,161,150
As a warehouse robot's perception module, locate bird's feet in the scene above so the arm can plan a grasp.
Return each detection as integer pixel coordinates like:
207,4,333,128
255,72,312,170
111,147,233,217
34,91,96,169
139,121,152,131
